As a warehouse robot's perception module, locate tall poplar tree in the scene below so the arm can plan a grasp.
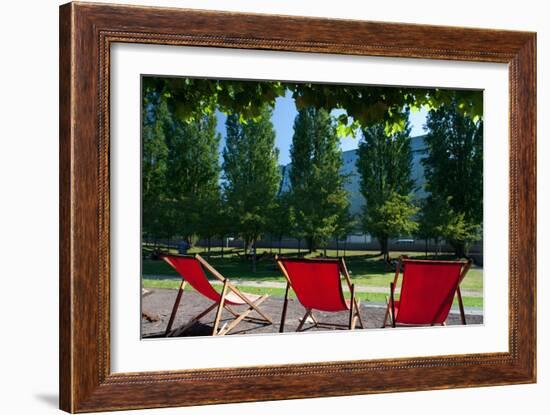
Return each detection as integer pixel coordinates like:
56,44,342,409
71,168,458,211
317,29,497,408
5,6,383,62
357,117,418,261
142,93,170,242
288,108,350,252
267,192,292,255
165,114,221,245
422,99,483,257
222,106,280,271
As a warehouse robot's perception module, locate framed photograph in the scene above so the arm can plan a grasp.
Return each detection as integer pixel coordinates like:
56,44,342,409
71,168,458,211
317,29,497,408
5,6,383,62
59,2,536,412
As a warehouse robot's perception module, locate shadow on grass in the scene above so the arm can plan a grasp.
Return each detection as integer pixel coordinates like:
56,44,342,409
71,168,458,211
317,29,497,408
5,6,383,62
143,253,395,281
142,247,469,283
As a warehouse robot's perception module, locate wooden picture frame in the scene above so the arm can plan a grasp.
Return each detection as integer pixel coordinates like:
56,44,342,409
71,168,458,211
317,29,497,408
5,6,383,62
59,2,536,412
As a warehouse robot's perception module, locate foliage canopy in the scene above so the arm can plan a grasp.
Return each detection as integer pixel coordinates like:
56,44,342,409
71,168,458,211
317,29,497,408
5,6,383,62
142,77,483,135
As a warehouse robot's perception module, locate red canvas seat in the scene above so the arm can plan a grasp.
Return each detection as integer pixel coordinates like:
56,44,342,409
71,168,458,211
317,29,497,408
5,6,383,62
163,256,262,306
384,258,472,327
160,254,272,336
276,256,364,332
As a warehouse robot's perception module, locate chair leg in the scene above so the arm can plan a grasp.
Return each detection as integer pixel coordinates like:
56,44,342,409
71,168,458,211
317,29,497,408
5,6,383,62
456,287,467,325
350,313,357,330
349,285,355,330
227,284,273,324
349,298,363,330
224,304,239,318
279,282,290,333
212,280,229,336
164,280,186,336
382,296,390,328
245,298,273,324
168,302,218,337
218,295,269,336
309,311,319,326
225,304,266,324
296,308,312,332
354,298,364,329
390,282,397,328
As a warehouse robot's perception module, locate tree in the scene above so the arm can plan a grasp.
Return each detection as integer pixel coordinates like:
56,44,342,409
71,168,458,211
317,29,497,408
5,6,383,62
142,93,170,242
422,99,483,257
417,195,448,256
197,192,224,257
333,209,356,257
165,111,222,245
288,108,351,252
363,192,419,260
356,118,417,261
214,199,235,259
267,192,292,255
222,106,280,271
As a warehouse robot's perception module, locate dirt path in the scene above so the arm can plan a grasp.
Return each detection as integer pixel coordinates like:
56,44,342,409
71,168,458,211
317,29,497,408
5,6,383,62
142,288,484,338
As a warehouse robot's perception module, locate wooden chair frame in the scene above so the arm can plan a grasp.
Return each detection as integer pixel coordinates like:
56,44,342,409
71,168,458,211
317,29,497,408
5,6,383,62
383,257,473,328
164,254,273,336
275,256,364,333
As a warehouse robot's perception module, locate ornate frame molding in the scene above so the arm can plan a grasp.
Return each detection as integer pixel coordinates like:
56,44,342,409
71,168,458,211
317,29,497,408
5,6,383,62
60,2,536,412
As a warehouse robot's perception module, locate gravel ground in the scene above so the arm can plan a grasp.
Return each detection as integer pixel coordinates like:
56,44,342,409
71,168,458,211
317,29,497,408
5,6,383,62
141,288,483,338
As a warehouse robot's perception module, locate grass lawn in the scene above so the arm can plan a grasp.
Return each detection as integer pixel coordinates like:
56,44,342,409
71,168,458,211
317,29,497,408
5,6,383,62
142,246,483,308
142,246,483,291
142,278,483,308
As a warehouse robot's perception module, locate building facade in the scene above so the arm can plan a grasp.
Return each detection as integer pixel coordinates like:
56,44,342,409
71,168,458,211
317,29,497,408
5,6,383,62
278,135,429,218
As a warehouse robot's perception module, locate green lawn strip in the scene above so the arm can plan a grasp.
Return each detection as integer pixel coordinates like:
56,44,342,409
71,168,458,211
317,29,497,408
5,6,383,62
141,278,483,308
346,269,482,291
143,250,483,291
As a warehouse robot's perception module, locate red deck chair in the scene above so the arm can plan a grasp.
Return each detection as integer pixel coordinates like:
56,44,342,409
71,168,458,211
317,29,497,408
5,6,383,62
275,256,364,332
383,258,472,327
161,254,273,336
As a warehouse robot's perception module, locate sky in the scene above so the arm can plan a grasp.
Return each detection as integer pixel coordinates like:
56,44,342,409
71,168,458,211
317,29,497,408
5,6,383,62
215,92,429,166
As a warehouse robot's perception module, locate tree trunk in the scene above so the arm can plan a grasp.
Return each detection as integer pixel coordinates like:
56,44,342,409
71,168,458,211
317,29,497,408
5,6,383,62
379,237,389,263
252,239,257,273
298,238,301,255
453,241,468,259
425,238,428,258
336,239,339,257
221,236,224,259
207,237,211,257
278,236,282,255
245,237,250,257
306,236,315,254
